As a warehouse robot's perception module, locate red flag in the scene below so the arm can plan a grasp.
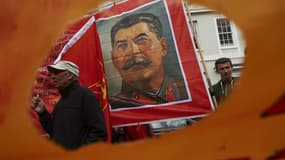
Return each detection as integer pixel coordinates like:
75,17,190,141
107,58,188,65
30,17,88,134
268,148,285,159
30,16,112,142
58,16,112,142
262,94,285,117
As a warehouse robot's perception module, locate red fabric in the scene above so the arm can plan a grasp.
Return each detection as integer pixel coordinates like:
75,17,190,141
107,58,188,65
268,148,285,159
30,18,85,134
274,149,285,159
95,0,213,126
30,16,112,142
60,17,112,142
166,83,175,102
262,95,285,117
124,125,154,141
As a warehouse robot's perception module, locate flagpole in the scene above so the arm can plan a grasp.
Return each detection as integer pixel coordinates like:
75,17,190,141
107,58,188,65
183,0,218,108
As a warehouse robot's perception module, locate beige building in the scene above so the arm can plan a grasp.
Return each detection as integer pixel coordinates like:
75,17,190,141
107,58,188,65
188,4,245,84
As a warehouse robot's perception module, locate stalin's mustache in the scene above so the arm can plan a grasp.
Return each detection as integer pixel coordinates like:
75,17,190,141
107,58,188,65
122,57,151,70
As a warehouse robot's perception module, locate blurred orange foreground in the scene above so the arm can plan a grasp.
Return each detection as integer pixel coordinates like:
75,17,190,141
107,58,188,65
0,0,285,159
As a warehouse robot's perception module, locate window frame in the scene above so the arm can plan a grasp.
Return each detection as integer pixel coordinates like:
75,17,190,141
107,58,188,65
214,16,238,49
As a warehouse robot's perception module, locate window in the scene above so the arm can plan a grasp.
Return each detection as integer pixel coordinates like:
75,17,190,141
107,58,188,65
216,18,234,47
232,63,243,78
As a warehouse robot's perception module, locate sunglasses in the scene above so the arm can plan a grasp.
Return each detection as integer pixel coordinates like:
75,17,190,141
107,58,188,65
51,69,67,75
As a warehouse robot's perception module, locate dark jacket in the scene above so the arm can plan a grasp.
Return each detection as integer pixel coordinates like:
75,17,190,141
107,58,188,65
38,80,107,149
210,77,238,105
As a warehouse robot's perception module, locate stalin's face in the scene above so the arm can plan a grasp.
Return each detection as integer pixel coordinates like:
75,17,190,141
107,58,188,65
111,22,168,85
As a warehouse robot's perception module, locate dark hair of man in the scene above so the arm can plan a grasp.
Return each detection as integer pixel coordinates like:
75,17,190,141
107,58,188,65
111,13,162,48
215,57,233,70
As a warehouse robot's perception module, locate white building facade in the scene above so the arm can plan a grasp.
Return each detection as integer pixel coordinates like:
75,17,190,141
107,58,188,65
188,4,246,84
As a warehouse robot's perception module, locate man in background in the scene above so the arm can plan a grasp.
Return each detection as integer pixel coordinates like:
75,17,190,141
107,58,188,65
211,57,238,105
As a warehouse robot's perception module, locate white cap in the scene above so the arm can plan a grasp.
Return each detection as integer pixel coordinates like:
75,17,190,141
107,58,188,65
47,60,79,77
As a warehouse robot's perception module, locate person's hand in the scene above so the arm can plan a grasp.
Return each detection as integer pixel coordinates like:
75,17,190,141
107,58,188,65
30,94,45,113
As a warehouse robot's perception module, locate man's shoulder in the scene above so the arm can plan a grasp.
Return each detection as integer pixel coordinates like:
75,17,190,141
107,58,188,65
210,81,223,95
75,85,95,96
212,81,221,88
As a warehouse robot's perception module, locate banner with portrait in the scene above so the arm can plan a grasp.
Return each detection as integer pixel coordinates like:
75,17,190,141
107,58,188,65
95,0,214,127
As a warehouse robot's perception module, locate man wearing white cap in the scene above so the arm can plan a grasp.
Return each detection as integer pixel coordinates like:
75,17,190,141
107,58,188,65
31,60,107,150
